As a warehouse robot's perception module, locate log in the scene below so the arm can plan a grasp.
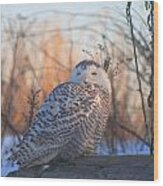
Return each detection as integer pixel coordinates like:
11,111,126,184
7,155,154,181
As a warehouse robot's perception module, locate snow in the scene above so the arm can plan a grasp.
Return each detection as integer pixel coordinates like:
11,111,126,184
97,139,150,156
1,135,20,177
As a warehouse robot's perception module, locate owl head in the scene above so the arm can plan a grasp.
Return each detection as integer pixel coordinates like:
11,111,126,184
70,60,111,93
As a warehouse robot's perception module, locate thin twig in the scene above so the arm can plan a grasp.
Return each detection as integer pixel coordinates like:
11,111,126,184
116,121,150,147
126,2,149,144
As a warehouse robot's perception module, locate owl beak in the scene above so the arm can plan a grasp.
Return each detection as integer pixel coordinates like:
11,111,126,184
84,77,88,84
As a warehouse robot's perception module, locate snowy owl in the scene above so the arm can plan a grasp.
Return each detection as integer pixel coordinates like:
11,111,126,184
6,60,112,173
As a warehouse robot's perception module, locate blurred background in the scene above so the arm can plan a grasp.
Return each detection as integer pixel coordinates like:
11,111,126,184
1,1,154,157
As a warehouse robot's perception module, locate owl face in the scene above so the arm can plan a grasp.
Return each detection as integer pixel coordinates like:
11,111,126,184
70,60,111,93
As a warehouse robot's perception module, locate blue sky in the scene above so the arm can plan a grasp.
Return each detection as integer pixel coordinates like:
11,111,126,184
1,1,145,18
1,2,127,15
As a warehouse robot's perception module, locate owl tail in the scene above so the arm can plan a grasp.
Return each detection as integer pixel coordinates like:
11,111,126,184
1,135,21,177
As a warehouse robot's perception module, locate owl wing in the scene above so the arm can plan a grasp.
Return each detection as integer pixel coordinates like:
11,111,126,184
9,82,104,167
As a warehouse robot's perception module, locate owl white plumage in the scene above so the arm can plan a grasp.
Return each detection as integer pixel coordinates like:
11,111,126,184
6,60,112,174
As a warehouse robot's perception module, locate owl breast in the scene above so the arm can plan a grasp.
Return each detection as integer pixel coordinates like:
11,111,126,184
58,84,111,160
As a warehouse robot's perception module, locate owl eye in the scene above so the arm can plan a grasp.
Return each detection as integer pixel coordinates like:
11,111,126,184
77,72,81,76
91,72,97,75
